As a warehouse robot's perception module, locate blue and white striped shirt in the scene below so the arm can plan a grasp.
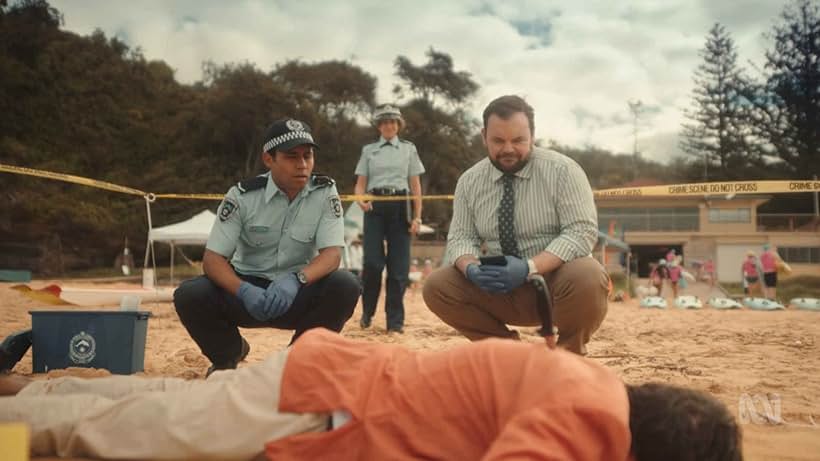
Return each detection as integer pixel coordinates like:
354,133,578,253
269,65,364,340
445,147,598,264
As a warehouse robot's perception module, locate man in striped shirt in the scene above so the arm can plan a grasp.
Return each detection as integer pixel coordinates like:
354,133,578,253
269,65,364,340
423,95,608,355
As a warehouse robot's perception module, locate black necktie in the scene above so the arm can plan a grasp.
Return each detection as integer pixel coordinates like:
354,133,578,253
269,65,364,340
498,174,519,257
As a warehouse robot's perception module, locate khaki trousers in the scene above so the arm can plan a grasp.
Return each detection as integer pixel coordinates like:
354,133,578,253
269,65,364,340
423,256,608,354
0,349,327,460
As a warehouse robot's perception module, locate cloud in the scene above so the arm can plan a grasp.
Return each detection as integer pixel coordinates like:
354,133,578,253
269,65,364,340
49,0,784,163
510,18,555,47
640,131,685,163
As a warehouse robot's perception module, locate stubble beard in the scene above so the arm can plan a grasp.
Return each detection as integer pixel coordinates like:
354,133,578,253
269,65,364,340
490,150,531,174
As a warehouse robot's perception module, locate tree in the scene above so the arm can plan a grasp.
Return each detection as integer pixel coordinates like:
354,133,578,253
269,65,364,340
753,0,820,177
390,50,481,227
680,23,760,180
195,61,293,178
400,99,483,228
393,48,479,108
272,60,377,189
549,141,686,189
10,1,688,271
273,60,376,119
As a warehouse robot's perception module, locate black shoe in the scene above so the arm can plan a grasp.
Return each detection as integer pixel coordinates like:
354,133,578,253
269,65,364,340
238,337,250,362
359,317,372,329
206,337,250,377
0,329,32,373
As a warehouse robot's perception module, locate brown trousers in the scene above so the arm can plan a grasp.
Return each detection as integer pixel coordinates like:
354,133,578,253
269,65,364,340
423,256,608,354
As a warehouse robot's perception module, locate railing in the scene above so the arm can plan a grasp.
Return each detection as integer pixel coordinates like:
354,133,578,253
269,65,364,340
756,213,819,232
598,213,700,232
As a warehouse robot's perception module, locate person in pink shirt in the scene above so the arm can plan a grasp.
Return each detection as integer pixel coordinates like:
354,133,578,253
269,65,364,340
703,259,716,287
759,244,779,300
0,328,742,461
667,259,683,298
648,259,668,296
741,251,763,297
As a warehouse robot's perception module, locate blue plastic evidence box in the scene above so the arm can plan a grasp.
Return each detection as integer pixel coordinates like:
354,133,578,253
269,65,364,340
29,310,151,375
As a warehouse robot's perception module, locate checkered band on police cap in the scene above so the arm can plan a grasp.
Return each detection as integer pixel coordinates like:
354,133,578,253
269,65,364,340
373,104,403,123
262,118,319,153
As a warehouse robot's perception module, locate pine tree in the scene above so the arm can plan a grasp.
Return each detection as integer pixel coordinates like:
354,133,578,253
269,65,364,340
680,23,759,180
754,0,820,177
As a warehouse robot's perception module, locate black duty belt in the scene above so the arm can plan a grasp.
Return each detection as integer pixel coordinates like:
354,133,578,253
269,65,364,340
369,187,407,196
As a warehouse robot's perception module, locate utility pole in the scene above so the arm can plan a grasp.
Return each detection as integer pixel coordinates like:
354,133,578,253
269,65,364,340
628,99,643,180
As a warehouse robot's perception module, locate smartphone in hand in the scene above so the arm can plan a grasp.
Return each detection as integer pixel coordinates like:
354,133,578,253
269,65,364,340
479,255,508,266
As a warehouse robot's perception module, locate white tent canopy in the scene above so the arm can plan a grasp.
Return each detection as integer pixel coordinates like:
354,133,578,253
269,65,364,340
145,210,216,285
148,210,215,245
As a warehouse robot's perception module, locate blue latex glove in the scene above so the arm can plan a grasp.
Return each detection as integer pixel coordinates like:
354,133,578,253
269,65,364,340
478,255,529,293
465,263,508,293
263,272,301,317
465,263,483,286
237,281,269,320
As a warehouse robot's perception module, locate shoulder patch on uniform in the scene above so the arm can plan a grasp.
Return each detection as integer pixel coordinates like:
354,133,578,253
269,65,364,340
218,198,239,222
329,195,342,218
237,176,267,194
311,173,336,188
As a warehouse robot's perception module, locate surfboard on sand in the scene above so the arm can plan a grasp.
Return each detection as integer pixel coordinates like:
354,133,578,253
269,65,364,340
790,298,820,311
743,297,785,311
640,296,667,309
707,297,743,309
674,295,702,309
11,284,174,307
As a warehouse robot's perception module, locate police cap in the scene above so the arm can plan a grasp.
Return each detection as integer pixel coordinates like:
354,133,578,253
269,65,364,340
372,104,404,126
262,118,319,154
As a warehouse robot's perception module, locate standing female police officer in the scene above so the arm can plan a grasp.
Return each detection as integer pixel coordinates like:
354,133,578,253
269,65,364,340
174,118,361,375
354,105,425,333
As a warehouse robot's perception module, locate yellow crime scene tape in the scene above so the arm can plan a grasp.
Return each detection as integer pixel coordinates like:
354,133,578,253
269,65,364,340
594,180,820,198
153,193,224,201
0,163,146,197
2,163,818,202
342,194,455,202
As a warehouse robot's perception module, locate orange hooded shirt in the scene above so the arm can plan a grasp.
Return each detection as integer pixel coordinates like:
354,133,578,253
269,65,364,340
267,328,632,460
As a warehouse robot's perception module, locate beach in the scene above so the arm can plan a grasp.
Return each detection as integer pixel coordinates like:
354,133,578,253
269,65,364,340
2,281,819,460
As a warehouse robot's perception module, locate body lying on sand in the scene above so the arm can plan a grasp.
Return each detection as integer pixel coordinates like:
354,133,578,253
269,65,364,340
0,328,741,461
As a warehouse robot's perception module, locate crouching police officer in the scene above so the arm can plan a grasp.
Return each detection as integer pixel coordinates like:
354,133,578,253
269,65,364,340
174,118,361,375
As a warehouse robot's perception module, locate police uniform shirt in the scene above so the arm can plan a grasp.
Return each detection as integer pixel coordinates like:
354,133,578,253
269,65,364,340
354,136,425,190
207,172,345,280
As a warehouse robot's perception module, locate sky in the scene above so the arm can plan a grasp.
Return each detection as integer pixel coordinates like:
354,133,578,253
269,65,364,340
50,0,789,163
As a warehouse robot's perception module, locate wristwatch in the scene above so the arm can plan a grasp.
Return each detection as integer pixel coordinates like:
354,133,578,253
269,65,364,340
413,217,422,224
295,270,309,286
527,259,538,276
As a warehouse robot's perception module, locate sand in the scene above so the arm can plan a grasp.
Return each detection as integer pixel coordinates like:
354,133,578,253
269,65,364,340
2,280,819,460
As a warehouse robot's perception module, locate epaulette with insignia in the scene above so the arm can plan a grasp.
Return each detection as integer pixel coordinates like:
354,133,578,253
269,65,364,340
399,139,415,145
237,175,267,194
310,173,336,188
